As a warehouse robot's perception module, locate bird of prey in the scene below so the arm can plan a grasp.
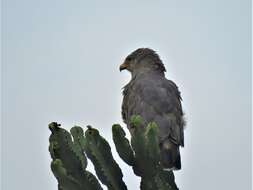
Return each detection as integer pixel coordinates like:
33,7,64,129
119,48,185,170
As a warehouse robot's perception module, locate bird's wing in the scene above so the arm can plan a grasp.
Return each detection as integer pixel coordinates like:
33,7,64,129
135,77,184,146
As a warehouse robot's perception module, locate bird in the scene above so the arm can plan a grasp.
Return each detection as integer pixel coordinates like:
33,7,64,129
119,48,185,170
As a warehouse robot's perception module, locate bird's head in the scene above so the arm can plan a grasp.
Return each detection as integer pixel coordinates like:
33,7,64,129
119,48,166,76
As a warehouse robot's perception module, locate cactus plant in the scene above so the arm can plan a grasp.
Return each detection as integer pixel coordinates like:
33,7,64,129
48,116,179,190
112,116,179,190
48,122,103,190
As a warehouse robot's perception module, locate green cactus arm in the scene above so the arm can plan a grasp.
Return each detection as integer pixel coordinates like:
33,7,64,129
70,126,107,189
140,178,160,190
48,122,103,190
141,170,178,190
70,126,88,166
51,159,83,190
83,126,128,190
49,123,87,177
145,122,160,162
144,122,160,175
127,117,179,190
129,116,149,176
145,122,179,190
112,124,135,166
158,170,179,190
130,120,161,190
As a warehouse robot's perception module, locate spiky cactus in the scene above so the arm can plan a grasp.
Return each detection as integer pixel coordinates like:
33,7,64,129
48,116,179,190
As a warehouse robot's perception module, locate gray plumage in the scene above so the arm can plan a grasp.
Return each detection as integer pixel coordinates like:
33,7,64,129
120,48,185,170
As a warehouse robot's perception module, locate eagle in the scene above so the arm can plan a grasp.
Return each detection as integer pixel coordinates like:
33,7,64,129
119,48,185,170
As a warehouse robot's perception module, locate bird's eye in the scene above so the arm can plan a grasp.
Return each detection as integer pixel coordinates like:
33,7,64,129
126,57,132,61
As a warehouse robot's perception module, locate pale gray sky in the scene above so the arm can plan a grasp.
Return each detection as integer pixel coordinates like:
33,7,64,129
2,0,251,190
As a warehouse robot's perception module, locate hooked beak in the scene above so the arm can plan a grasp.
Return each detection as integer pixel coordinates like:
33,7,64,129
119,62,128,72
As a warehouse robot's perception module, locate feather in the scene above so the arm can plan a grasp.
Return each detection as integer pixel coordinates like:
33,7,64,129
121,48,185,169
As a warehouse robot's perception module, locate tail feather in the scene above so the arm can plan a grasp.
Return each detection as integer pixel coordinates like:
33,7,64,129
160,139,181,170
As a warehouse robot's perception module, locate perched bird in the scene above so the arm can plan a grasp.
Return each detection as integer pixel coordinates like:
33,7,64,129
120,48,185,170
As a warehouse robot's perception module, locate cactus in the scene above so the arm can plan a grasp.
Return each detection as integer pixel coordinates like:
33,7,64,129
112,116,179,190
48,122,103,190
48,116,179,190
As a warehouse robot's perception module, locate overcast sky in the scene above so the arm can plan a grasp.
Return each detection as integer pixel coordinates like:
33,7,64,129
2,0,251,190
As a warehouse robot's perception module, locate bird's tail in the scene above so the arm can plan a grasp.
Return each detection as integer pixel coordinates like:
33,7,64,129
160,139,181,170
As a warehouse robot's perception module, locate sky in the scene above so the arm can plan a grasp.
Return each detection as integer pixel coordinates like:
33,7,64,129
2,0,252,190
